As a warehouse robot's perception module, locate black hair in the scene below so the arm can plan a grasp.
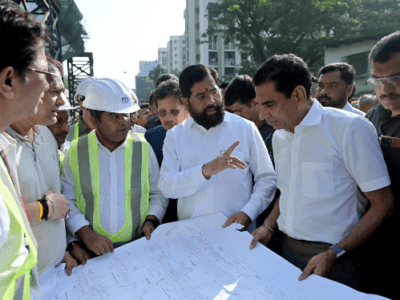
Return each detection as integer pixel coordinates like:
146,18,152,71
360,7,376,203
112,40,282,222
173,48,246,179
179,64,217,99
317,63,356,86
219,81,229,90
156,73,179,87
0,1,49,79
369,31,400,64
224,75,255,106
140,102,149,109
253,54,312,99
154,79,183,108
88,109,104,123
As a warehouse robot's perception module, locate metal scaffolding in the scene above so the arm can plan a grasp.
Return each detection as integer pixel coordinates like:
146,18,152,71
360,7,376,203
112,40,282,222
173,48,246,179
67,52,94,106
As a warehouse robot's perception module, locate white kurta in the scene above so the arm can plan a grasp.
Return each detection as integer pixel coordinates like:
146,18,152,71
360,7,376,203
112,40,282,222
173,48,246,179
158,112,277,221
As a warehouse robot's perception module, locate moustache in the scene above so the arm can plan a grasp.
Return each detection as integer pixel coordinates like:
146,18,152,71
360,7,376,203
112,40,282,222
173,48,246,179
205,105,218,111
317,95,331,101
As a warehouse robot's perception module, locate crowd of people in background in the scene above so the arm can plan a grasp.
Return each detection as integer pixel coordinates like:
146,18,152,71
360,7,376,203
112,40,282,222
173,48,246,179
0,1,399,300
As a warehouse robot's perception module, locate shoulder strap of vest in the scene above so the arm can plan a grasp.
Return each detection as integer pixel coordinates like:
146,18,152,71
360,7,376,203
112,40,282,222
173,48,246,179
69,133,90,215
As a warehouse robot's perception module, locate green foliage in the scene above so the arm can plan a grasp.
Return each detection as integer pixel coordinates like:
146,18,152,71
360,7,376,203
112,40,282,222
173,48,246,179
205,0,400,75
147,65,181,89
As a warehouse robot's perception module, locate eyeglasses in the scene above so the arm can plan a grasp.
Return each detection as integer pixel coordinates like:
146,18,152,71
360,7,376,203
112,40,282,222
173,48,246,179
367,75,400,88
53,117,73,127
75,95,85,102
23,67,61,85
157,108,185,118
131,109,143,118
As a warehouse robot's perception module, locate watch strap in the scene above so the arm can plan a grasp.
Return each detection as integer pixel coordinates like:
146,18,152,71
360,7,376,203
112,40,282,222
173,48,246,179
330,244,346,258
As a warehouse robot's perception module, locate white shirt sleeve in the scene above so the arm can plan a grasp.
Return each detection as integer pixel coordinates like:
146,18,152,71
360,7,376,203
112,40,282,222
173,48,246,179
158,130,209,198
240,124,277,221
147,146,168,222
342,117,391,192
61,150,91,235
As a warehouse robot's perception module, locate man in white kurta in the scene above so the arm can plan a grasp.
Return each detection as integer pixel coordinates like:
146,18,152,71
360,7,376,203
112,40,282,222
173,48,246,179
158,64,276,227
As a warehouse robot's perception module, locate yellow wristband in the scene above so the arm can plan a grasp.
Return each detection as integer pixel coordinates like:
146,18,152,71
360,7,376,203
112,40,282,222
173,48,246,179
36,200,43,222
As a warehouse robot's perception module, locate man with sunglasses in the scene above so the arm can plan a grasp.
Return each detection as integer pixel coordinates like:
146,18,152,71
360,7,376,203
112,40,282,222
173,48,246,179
359,31,400,300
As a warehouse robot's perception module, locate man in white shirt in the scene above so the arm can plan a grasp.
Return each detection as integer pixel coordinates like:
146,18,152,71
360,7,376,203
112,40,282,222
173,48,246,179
316,62,365,116
62,78,168,256
250,54,394,289
158,64,276,229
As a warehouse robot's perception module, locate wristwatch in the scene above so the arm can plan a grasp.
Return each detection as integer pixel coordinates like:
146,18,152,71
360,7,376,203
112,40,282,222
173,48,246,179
329,244,346,258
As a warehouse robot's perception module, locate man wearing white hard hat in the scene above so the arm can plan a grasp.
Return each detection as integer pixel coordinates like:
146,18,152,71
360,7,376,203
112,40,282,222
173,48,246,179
66,77,97,142
62,78,168,257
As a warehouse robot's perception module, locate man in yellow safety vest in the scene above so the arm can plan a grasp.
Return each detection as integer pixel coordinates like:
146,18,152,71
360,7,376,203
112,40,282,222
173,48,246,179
0,1,50,299
61,78,168,258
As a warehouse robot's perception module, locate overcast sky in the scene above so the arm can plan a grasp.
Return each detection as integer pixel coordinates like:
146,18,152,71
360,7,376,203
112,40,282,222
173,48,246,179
73,0,186,89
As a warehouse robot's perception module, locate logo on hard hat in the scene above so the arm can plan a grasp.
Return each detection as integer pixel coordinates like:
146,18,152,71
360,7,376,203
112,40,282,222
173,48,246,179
122,97,129,103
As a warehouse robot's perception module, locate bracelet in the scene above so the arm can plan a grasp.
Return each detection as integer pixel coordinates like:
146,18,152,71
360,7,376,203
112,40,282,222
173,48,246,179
46,195,56,219
37,197,49,221
144,217,160,228
36,200,43,222
263,224,274,233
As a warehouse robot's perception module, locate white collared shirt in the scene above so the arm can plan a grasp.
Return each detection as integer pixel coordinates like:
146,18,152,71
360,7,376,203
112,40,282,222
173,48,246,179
274,100,390,244
158,112,276,221
343,102,365,117
62,131,167,235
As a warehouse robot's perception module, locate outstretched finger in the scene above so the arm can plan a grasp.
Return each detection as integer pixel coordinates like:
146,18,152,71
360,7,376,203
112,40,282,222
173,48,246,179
250,235,260,250
222,215,236,228
224,140,240,156
299,263,315,281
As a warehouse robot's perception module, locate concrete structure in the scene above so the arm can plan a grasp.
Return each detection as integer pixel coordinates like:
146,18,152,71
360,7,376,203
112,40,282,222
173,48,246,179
135,61,159,104
167,35,186,73
183,0,241,82
324,39,377,97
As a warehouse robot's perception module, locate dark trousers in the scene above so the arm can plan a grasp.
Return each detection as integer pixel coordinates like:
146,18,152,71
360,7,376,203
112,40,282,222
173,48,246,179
282,234,360,290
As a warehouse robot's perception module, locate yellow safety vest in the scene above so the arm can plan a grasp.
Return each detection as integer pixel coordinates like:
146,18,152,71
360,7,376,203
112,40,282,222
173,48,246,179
69,131,150,243
73,121,80,140
0,159,37,300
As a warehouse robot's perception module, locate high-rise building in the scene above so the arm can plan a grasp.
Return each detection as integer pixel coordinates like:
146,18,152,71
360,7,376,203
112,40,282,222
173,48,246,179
158,48,168,71
184,0,241,81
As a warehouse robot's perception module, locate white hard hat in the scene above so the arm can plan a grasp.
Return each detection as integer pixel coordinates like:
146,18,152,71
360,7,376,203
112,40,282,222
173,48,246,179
59,101,78,111
75,77,97,99
83,78,140,114
98,78,140,113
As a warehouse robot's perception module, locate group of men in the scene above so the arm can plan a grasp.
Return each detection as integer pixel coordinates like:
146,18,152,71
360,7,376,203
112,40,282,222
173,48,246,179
0,2,399,300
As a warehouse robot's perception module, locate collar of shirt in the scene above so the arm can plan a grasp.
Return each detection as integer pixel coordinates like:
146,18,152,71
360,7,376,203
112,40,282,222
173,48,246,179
93,130,128,152
295,100,322,130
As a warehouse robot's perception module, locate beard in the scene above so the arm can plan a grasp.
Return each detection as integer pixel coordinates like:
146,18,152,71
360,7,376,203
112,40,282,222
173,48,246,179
317,94,347,109
188,102,225,130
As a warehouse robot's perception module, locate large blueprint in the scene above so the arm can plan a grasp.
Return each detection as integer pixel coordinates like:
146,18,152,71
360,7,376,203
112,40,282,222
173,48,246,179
38,213,387,300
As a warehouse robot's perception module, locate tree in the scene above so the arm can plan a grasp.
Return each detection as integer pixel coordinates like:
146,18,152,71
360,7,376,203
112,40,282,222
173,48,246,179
205,0,400,75
147,65,182,89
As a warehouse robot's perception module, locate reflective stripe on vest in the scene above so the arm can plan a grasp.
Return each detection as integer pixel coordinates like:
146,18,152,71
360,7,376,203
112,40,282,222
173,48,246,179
69,131,150,243
0,160,37,300
73,122,80,140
